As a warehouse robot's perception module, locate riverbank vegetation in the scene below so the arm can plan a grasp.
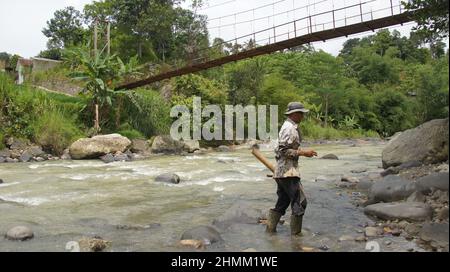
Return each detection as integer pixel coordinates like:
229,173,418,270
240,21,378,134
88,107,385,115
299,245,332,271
0,0,448,153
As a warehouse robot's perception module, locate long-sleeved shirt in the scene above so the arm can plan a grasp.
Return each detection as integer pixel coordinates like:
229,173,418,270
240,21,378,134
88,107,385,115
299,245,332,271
274,118,302,178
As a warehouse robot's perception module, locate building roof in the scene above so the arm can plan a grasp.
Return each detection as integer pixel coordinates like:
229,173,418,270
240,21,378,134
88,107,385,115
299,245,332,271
17,58,33,67
31,57,62,63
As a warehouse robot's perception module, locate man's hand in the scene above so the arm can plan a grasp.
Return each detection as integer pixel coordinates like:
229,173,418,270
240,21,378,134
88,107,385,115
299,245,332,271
298,149,318,158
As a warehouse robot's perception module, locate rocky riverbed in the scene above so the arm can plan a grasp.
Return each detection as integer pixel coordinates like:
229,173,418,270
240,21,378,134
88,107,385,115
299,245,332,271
1,139,446,252
1,119,448,252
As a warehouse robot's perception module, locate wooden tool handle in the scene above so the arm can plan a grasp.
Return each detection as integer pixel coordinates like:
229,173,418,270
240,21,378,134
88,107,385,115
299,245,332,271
252,147,275,173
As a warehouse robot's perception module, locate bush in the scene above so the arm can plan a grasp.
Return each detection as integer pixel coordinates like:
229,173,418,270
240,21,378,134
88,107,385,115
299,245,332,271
117,124,145,139
0,132,5,150
31,109,84,155
119,89,172,137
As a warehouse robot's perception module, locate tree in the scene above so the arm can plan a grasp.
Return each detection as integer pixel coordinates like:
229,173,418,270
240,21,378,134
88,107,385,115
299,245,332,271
403,0,449,42
42,6,87,49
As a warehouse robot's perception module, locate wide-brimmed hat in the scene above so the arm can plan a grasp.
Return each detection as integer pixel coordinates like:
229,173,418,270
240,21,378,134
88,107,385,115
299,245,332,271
284,102,310,115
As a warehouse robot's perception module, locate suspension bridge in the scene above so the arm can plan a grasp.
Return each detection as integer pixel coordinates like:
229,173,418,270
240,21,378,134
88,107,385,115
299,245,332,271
117,0,418,90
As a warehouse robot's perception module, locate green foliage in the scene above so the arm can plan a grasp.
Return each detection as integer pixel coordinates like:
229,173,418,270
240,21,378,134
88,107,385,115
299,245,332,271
38,48,63,60
0,73,86,153
31,109,84,155
173,74,228,105
117,122,145,140
119,89,172,137
0,132,5,150
42,6,87,49
403,0,449,42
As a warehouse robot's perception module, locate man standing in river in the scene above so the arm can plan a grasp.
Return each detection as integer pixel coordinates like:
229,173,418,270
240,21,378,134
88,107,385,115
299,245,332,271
266,102,318,236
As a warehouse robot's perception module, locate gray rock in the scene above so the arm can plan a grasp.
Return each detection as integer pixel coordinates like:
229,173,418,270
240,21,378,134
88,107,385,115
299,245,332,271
217,145,231,152
34,157,45,162
130,139,151,154
151,136,185,154
380,167,400,177
321,154,339,160
8,138,28,150
100,153,115,163
0,157,5,163
419,222,449,251
155,173,181,184
398,161,423,170
5,226,34,241
181,226,223,244
407,191,426,203
416,172,449,194
351,168,368,174
382,119,449,168
183,140,200,153
26,146,45,157
69,134,131,159
0,149,11,157
368,175,417,203
114,153,130,162
437,207,449,220
19,152,32,162
212,202,261,230
6,158,18,163
364,202,433,222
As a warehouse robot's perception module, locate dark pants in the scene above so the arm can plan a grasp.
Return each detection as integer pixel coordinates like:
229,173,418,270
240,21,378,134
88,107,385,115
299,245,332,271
272,177,307,216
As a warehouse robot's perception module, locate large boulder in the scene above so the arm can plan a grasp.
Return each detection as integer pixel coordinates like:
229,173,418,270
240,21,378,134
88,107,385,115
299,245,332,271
368,175,417,203
130,139,151,154
69,134,131,159
151,136,199,154
364,202,433,222
416,172,449,194
382,119,449,169
181,226,222,244
212,202,261,230
419,222,449,251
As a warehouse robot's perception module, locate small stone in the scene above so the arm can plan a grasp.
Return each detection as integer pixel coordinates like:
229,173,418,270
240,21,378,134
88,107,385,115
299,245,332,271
355,236,367,242
242,248,257,252
384,240,392,246
0,179,3,184
351,168,368,174
155,173,181,184
34,157,45,162
5,226,34,241
318,245,329,251
341,176,359,183
78,237,110,252
6,158,19,163
338,235,354,242
365,227,382,237
0,157,5,163
321,154,339,160
100,153,115,163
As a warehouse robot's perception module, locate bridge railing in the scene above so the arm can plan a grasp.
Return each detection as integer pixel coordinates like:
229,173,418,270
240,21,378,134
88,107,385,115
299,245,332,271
186,0,405,66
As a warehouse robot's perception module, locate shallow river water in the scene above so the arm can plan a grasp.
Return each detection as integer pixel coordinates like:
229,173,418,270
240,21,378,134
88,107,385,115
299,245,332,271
0,142,423,252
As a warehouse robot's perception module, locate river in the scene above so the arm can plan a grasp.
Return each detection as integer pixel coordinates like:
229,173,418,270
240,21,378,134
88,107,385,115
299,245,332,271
0,142,424,252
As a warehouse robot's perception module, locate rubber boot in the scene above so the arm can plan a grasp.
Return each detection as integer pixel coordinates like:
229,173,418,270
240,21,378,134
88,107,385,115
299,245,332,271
265,210,282,233
290,215,303,236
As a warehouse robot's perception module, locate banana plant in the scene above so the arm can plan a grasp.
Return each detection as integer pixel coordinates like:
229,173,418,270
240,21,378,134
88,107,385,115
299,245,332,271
65,45,141,134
